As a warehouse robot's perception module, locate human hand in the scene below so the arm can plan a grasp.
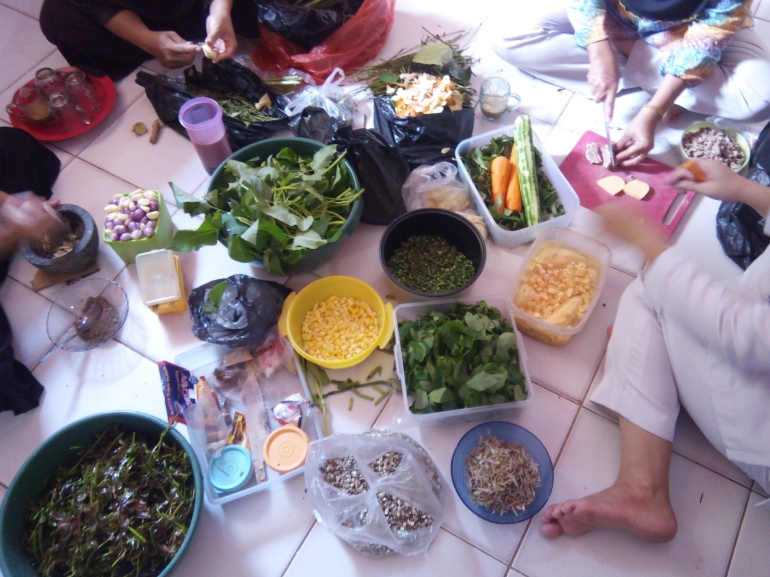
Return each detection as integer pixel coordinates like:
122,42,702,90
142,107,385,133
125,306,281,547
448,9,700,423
205,11,237,62
596,202,667,262
587,40,619,120
151,31,199,68
613,106,659,166
668,159,745,200
0,193,65,247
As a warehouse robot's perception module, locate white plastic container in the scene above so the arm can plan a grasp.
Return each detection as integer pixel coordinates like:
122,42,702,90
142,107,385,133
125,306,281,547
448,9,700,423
509,227,611,346
175,343,322,505
455,124,580,248
135,249,181,306
393,296,533,426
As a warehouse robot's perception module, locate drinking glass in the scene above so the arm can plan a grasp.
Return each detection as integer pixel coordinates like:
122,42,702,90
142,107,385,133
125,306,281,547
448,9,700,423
478,77,520,121
65,71,102,124
49,93,82,133
5,84,54,125
35,68,67,97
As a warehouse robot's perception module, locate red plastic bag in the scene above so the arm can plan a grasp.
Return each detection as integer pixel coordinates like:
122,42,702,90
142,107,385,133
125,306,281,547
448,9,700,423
251,0,395,85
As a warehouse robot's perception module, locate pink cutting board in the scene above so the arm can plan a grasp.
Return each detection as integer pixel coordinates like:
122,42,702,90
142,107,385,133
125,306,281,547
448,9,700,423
558,131,695,239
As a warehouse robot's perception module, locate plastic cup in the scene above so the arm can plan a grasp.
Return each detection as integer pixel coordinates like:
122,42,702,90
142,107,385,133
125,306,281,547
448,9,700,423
178,97,232,174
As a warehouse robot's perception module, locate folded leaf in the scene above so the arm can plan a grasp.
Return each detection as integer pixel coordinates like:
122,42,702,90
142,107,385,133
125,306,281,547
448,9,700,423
291,229,327,250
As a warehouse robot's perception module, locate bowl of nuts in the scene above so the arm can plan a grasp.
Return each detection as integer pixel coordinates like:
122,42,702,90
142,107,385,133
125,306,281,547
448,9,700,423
680,121,750,173
510,227,610,346
103,189,173,263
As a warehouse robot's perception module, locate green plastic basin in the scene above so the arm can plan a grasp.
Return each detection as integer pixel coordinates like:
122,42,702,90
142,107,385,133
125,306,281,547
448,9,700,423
207,137,363,275
0,411,203,577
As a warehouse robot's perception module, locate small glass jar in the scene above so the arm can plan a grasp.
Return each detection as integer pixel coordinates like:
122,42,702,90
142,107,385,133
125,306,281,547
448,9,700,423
35,67,66,98
65,71,102,124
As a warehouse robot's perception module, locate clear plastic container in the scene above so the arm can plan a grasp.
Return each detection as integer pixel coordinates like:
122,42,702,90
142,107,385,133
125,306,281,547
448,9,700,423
509,227,611,346
135,249,181,306
178,97,232,174
393,296,533,426
175,343,322,505
455,124,580,248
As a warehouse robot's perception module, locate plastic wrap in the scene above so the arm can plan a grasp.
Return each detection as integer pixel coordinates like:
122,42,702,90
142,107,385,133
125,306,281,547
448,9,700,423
305,429,443,556
251,0,396,84
401,162,471,212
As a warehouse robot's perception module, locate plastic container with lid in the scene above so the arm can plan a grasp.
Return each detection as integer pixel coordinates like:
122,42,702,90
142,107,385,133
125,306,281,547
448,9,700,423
393,296,533,426
208,445,254,492
509,227,611,346
455,124,580,248
264,425,309,473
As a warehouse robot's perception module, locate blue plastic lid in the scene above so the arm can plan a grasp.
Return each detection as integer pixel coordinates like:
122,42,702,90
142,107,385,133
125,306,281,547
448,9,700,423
209,445,253,492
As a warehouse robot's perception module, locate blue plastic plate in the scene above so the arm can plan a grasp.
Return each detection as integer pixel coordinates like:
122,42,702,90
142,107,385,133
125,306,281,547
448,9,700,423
451,421,554,524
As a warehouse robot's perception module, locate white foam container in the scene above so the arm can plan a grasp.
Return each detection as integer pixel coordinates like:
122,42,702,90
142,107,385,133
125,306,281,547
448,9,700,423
456,124,580,248
393,296,533,426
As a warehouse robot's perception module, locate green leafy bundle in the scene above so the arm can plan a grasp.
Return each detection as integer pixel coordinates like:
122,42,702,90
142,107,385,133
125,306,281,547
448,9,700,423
24,425,195,577
462,135,565,231
399,301,527,414
168,145,363,275
353,30,476,107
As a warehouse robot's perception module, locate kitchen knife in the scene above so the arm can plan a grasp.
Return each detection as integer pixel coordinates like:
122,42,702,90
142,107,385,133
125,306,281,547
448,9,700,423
602,101,615,168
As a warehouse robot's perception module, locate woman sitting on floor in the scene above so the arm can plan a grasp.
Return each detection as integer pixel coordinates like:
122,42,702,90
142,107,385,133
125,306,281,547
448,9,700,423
40,0,260,80
540,159,770,542
493,0,770,167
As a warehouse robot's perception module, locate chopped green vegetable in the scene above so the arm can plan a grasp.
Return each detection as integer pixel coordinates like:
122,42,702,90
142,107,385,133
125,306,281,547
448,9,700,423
23,424,195,577
399,301,527,413
387,235,475,294
348,398,354,411
367,365,383,380
461,134,564,232
168,145,364,275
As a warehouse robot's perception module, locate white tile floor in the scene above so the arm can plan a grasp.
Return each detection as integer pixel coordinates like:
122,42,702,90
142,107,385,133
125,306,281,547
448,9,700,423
1,1,769,576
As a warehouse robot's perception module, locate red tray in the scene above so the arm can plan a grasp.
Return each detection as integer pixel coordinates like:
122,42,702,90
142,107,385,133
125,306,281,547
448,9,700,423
7,67,116,142
558,131,695,239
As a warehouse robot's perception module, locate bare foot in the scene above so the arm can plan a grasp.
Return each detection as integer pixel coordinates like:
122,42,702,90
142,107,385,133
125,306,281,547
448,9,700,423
539,481,677,542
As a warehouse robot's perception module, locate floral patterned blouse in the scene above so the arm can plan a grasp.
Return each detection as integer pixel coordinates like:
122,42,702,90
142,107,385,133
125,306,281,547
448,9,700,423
568,0,752,84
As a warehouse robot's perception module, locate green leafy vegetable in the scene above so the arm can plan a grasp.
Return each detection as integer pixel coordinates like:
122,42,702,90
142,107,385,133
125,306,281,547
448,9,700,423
202,281,227,314
23,424,195,577
460,135,565,232
399,301,527,414
168,145,363,275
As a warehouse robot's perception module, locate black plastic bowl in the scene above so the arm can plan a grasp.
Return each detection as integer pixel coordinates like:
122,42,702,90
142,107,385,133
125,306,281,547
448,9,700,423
380,209,486,300
0,411,203,577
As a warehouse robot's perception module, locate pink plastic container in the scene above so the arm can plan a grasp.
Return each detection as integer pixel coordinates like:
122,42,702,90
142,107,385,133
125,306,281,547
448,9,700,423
178,97,232,174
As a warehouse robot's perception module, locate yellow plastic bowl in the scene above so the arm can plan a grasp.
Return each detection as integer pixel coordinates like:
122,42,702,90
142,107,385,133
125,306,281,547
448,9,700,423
680,121,750,173
278,276,395,369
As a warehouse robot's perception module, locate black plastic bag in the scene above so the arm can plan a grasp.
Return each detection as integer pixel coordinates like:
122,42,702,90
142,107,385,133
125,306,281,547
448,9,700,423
288,106,345,143
716,121,770,270
372,96,474,170
335,127,409,225
188,275,291,348
135,60,290,152
256,0,365,51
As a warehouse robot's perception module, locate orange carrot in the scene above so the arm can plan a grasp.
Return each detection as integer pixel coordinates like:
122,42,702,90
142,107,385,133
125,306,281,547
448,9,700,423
505,144,523,212
680,159,707,182
490,156,511,212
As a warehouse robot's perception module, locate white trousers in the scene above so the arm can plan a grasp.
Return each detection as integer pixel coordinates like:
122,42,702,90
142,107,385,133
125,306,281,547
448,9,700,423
591,275,770,505
492,6,770,122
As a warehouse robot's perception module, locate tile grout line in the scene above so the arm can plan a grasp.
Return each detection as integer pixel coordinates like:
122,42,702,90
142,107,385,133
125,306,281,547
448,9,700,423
721,489,753,577
438,526,511,568
279,520,317,577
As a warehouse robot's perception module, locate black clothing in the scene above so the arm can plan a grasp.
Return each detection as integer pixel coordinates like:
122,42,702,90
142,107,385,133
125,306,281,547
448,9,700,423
620,0,711,21
40,0,259,81
0,128,59,415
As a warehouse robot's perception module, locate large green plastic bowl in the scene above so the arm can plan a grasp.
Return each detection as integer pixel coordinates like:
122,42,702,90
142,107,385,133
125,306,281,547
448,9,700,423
207,137,363,275
0,411,203,577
